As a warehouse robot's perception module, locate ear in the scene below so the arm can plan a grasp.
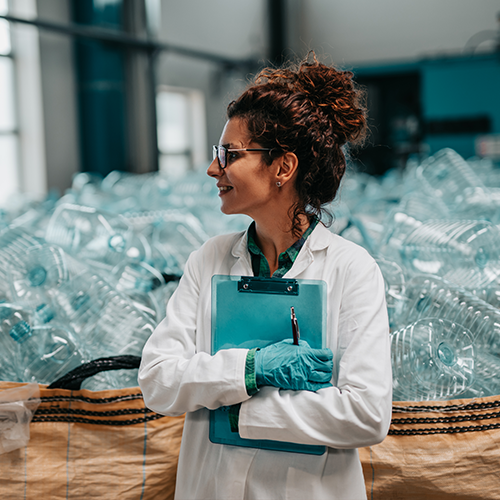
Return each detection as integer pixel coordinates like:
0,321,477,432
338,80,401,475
275,152,299,186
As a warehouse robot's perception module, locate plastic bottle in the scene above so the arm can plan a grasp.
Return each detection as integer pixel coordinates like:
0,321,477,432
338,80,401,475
391,318,475,401
0,227,45,274
50,272,156,360
112,261,166,295
399,275,500,362
399,219,500,290
376,212,425,267
45,203,140,269
415,148,485,206
0,303,84,384
454,186,500,225
0,303,33,356
375,257,406,331
82,291,156,359
459,350,500,398
50,272,111,336
385,191,451,225
0,208,10,231
19,325,84,385
8,244,68,307
109,261,169,322
0,304,23,382
151,211,208,267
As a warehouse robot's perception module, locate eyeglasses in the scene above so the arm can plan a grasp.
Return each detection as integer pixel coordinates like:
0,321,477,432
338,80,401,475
212,145,274,170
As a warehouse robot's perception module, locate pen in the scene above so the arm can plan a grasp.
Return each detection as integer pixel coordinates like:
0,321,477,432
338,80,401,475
291,306,300,345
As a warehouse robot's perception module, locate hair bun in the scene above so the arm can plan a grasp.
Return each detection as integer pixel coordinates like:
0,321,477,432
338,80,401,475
256,54,367,146
296,60,366,145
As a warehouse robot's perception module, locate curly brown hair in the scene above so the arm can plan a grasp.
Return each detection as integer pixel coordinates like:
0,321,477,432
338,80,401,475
227,53,367,236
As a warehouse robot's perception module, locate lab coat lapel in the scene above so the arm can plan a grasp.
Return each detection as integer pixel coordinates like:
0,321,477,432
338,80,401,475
286,247,313,277
285,223,332,278
229,231,252,276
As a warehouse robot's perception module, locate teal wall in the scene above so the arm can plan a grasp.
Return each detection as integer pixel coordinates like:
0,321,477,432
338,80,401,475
353,53,500,162
421,54,500,158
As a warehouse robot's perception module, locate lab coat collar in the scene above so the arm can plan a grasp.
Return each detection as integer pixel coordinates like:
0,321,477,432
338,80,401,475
304,222,333,252
286,222,332,277
230,231,252,275
229,222,333,277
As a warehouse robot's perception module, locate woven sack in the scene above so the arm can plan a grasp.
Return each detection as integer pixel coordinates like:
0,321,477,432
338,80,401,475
0,356,185,500
359,395,500,500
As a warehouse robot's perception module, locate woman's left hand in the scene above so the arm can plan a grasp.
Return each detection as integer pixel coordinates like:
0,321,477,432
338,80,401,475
254,339,333,392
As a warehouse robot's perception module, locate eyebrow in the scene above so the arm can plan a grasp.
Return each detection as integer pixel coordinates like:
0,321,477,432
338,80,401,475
221,143,252,149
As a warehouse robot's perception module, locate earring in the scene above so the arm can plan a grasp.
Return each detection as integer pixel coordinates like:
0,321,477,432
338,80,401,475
276,181,282,188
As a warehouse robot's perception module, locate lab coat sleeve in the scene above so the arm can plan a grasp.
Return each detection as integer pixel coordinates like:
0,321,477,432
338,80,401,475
238,254,392,449
138,246,250,417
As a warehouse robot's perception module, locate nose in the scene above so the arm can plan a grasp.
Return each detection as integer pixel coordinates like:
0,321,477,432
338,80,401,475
207,157,222,178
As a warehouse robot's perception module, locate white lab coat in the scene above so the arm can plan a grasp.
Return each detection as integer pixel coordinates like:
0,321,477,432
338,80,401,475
139,222,392,500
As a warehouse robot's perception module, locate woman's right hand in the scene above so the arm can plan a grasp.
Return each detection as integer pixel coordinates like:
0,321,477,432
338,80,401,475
254,339,333,392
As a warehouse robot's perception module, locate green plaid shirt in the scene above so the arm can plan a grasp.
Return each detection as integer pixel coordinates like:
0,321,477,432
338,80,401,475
247,217,319,278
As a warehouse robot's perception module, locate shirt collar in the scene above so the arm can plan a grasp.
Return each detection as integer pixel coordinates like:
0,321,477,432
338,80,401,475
246,217,320,277
231,218,332,260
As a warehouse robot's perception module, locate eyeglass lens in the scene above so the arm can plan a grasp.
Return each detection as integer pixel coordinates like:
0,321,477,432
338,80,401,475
213,145,227,169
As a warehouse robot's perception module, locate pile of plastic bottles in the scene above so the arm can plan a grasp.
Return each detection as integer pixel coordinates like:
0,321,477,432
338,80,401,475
0,171,249,390
1,147,500,400
329,148,500,401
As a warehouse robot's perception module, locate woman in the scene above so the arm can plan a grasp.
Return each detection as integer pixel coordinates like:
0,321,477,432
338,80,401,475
139,55,392,500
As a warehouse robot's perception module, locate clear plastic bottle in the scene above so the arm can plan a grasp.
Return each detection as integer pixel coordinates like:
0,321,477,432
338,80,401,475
0,303,84,384
0,304,24,382
416,148,485,206
400,275,500,361
0,208,10,231
391,318,475,401
377,212,425,267
375,257,406,331
110,261,168,322
82,291,156,359
45,203,139,269
50,272,156,360
0,303,33,362
8,244,68,307
19,325,84,385
50,272,111,336
459,350,500,398
387,191,451,223
151,211,208,267
399,219,500,290
454,186,500,224
0,227,45,280
112,261,166,295
0,349,18,382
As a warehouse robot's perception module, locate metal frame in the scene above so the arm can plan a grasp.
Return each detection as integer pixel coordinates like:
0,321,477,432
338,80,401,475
0,14,257,69
0,12,259,176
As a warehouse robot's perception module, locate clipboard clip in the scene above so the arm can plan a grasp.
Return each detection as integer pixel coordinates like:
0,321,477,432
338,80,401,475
238,276,299,295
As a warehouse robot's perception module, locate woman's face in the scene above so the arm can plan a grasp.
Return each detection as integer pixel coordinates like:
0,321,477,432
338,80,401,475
207,118,277,219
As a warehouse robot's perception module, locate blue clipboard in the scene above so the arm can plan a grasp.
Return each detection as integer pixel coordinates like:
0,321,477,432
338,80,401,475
209,275,327,455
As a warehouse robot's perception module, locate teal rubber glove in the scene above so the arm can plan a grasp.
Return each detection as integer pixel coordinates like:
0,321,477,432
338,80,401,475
254,339,333,392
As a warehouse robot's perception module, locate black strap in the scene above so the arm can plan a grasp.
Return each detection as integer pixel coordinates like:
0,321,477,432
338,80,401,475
47,355,141,390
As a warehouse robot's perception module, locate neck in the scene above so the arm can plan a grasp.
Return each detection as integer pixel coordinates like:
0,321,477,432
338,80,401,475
253,211,310,275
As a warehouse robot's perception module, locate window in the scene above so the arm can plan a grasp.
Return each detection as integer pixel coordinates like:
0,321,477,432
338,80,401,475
0,0,19,205
156,86,207,179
